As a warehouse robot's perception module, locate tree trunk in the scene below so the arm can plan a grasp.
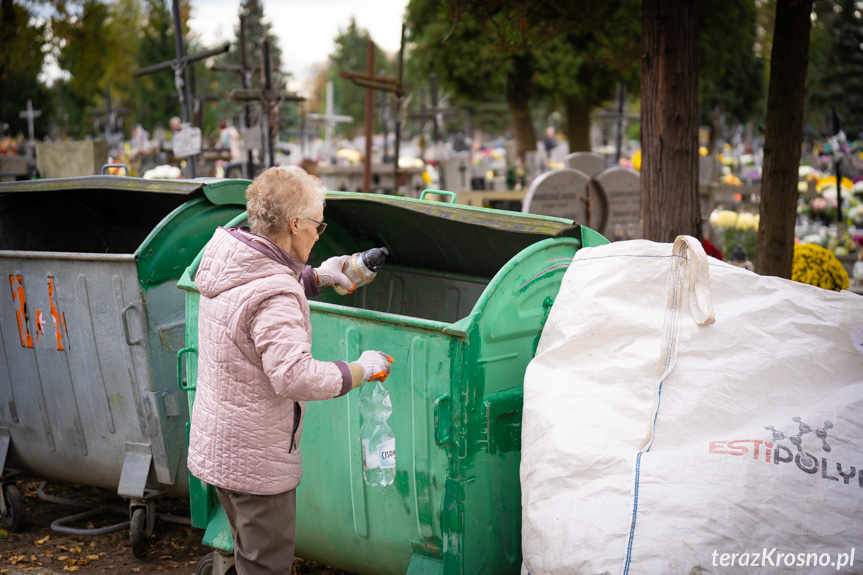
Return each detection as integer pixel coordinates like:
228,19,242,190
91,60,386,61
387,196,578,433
640,0,701,242
0,0,17,99
505,53,537,162
757,0,812,278
566,94,592,153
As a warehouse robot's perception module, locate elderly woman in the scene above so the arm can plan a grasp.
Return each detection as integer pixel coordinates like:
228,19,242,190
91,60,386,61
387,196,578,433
188,166,393,574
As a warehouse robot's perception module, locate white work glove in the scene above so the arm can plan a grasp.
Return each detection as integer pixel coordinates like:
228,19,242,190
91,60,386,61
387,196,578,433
355,350,394,382
314,255,354,293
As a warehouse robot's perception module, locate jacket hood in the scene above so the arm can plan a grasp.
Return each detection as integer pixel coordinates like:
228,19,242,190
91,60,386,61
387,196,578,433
195,227,304,298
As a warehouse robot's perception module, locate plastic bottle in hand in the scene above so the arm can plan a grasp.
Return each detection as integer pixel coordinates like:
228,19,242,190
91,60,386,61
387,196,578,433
358,380,395,487
334,247,390,295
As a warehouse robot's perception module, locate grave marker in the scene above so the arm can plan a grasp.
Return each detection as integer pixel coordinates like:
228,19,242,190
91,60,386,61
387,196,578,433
594,166,642,240
522,168,607,230
565,152,606,178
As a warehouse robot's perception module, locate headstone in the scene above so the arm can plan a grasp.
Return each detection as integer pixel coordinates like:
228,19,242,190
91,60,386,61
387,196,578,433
443,152,471,191
699,154,716,184
35,141,109,178
549,140,570,166
565,152,606,178
593,166,642,240
522,168,607,230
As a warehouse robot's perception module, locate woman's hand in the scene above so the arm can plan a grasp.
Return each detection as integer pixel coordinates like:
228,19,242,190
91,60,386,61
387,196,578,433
314,255,354,293
355,350,395,382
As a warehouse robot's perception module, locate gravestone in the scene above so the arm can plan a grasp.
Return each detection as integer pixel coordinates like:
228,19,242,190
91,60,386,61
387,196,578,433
522,168,607,230
524,148,548,182
565,152,606,178
593,166,641,240
35,141,109,178
443,152,471,191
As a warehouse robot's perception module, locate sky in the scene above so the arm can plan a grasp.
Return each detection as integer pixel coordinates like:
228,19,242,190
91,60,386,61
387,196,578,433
188,0,409,95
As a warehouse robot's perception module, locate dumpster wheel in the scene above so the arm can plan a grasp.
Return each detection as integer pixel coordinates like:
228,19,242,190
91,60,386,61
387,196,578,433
0,484,24,532
196,551,237,575
129,507,149,558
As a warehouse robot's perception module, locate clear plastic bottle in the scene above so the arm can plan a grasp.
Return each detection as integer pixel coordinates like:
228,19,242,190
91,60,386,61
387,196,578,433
334,247,390,295
358,380,396,487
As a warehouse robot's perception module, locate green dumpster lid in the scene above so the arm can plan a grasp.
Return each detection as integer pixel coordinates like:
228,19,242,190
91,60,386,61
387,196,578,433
324,192,590,278
0,176,249,206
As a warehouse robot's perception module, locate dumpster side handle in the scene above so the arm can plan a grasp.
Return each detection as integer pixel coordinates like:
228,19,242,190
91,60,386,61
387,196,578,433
177,347,197,391
121,303,141,345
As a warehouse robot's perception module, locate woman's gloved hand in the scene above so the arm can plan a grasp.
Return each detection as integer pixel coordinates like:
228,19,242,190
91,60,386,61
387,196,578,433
314,255,354,293
355,350,394,382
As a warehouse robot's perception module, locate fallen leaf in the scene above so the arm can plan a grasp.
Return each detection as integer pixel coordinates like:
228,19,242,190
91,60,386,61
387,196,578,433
30,555,38,562
62,566,79,572
57,546,68,552
35,535,50,545
86,555,99,560
57,556,68,561
0,569,8,574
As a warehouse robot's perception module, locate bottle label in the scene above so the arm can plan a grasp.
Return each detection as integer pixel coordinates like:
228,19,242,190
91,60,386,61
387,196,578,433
377,438,396,469
362,438,379,469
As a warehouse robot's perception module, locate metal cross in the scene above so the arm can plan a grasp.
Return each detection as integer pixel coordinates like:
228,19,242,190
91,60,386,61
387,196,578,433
136,0,230,177
229,37,305,169
210,13,261,177
411,73,459,189
598,81,638,163
340,26,406,194
91,87,129,141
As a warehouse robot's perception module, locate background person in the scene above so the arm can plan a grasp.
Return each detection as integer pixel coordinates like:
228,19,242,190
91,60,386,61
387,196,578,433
187,166,393,574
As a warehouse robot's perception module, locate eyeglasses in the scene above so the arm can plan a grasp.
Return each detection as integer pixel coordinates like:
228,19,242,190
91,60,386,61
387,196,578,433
304,217,327,235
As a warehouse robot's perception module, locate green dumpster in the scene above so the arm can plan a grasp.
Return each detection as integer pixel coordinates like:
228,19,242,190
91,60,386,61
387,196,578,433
179,191,608,575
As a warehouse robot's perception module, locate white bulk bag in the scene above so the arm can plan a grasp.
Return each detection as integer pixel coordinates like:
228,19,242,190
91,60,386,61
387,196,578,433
521,236,863,575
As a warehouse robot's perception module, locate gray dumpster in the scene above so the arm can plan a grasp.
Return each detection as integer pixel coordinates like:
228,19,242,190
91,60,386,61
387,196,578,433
0,175,248,554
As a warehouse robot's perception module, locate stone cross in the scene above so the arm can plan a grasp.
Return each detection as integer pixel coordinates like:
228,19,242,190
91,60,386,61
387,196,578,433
18,99,41,143
307,81,353,162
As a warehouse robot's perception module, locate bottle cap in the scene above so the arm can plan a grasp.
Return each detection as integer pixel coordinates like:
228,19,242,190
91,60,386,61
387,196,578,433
362,247,389,271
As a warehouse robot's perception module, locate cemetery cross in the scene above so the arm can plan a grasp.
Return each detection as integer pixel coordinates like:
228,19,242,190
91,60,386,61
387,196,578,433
210,13,261,177
229,37,305,170
411,73,459,190
136,0,230,177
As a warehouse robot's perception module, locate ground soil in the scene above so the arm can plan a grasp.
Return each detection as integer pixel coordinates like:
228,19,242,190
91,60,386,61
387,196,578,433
0,475,354,575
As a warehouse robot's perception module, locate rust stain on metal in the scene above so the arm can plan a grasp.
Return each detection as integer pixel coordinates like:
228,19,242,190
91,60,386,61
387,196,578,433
9,275,33,348
47,276,66,350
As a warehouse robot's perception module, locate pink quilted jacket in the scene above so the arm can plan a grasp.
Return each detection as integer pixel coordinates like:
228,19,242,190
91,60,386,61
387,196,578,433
187,227,352,495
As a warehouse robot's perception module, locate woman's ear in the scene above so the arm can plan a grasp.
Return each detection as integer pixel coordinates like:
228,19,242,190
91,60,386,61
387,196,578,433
290,218,299,236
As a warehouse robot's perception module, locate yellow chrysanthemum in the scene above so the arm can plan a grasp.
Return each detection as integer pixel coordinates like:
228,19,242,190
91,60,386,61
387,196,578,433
709,209,738,228
736,212,759,231
631,150,641,172
791,243,849,292
815,175,853,193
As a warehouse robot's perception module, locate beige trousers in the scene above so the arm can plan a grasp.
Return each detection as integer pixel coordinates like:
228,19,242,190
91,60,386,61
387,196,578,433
216,487,296,575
